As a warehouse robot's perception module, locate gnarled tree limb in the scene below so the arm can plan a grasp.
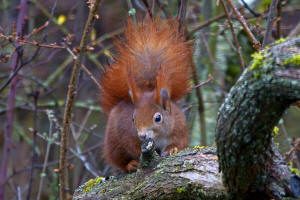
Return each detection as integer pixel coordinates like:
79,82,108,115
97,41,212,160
216,36,300,199
74,147,227,200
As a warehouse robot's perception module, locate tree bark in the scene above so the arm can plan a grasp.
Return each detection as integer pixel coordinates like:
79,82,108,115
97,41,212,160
216,36,300,199
73,37,300,199
73,148,227,200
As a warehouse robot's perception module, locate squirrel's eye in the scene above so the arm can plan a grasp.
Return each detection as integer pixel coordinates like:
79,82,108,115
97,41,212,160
153,112,162,123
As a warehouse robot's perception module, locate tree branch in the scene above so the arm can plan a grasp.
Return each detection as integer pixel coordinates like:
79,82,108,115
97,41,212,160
262,0,279,47
216,37,300,199
220,0,246,70
59,1,102,200
73,147,227,200
226,0,261,50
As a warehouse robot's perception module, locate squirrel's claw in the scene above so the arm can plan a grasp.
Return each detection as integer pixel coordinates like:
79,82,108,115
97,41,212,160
125,160,139,172
162,146,178,157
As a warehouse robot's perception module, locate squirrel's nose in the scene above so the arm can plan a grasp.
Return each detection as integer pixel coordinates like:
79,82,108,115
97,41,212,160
139,133,146,141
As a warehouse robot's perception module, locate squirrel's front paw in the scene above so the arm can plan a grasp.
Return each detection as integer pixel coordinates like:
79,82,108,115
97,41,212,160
125,160,139,172
162,146,178,156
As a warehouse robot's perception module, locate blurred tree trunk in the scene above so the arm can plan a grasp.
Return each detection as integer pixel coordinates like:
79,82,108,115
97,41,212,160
193,0,213,146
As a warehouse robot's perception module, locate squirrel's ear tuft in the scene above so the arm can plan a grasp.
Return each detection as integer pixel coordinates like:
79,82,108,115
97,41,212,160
159,88,171,112
155,66,171,111
127,69,140,104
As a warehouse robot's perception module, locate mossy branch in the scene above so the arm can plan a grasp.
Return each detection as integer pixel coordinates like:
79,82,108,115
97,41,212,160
73,147,227,200
59,1,102,200
216,36,300,199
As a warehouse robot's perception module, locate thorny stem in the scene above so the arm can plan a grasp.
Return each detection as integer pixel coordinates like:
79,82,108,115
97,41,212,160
59,1,102,200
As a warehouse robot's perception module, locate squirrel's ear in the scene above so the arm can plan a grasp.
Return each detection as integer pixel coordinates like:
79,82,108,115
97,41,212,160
127,71,140,104
128,88,140,104
158,88,171,112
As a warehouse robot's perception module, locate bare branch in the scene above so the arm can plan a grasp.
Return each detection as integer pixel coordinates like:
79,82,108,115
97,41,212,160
227,0,261,50
262,0,279,47
59,1,102,199
221,0,245,70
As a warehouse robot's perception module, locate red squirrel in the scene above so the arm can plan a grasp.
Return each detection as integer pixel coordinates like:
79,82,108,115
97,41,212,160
100,17,192,172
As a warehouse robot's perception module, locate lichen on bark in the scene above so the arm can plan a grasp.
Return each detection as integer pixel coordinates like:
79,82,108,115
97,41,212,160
216,36,300,199
73,147,228,200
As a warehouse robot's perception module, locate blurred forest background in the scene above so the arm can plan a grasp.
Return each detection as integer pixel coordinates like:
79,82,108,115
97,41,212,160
0,0,300,199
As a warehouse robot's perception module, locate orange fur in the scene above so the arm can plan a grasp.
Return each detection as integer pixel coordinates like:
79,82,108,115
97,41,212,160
100,17,192,115
100,17,192,172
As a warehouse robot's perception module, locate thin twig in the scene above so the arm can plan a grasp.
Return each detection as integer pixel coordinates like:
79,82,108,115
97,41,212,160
142,0,153,18
188,13,226,38
134,0,146,11
81,64,102,90
288,22,300,38
240,0,260,17
276,0,282,39
221,0,245,70
70,109,101,177
26,91,39,200
192,74,214,89
262,0,278,47
177,0,188,32
0,34,66,49
4,142,102,184
24,20,50,40
69,147,101,177
191,64,207,146
36,120,53,200
59,1,102,199
199,32,224,89
227,0,261,50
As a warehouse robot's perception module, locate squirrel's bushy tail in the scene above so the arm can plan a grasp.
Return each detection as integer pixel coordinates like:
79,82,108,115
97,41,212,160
100,17,193,115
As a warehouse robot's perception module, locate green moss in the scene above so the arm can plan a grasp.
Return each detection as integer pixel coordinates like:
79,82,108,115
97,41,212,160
290,167,300,175
254,73,261,78
177,187,185,193
289,161,300,175
193,146,208,150
83,177,105,194
273,126,279,137
282,54,300,66
250,51,267,70
275,38,286,45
